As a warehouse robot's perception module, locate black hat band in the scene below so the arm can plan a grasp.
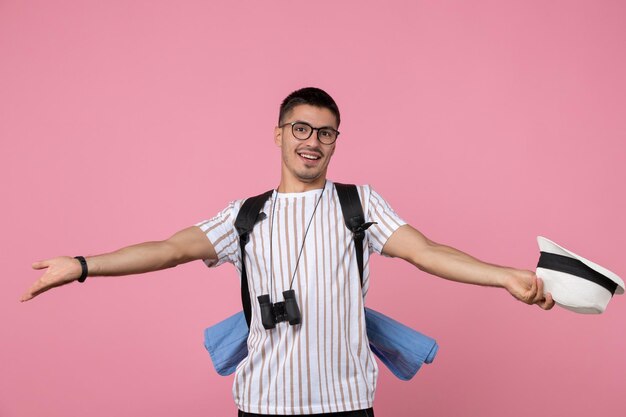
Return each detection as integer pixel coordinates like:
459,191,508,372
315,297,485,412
538,252,617,296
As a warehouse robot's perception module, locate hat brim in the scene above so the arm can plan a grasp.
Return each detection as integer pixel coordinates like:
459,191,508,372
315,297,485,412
537,236,624,295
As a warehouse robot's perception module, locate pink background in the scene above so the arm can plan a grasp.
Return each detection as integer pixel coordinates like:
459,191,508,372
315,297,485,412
2,1,625,416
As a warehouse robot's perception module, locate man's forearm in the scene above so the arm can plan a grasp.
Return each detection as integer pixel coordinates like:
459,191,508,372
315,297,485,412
85,240,184,277
83,226,214,277
415,242,518,288
383,225,525,289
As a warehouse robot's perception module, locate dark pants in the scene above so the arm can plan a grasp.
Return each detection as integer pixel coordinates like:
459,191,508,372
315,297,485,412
238,408,375,417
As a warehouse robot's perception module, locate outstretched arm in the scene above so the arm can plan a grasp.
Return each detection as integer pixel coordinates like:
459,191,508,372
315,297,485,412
382,225,554,310
21,226,214,302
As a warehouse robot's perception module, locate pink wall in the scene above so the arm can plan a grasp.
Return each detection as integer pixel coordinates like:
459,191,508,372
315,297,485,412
2,1,625,416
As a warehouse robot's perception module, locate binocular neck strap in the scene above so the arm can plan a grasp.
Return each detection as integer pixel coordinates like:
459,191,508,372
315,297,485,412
235,184,374,329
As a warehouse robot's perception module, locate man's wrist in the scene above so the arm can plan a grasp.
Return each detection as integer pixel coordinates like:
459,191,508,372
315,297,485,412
498,267,524,289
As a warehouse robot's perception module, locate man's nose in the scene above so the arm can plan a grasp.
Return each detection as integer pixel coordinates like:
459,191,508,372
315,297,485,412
303,128,322,146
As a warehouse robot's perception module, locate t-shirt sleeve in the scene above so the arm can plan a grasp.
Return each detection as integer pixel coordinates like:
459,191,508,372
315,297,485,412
194,201,241,268
362,185,406,255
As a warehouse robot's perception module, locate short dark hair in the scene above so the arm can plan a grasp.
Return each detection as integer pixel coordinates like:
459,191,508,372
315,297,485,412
278,87,341,127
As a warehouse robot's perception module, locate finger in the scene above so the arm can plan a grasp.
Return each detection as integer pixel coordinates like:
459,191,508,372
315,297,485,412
20,280,46,301
31,260,50,270
20,291,37,302
533,277,546,304
20,292,32,302
22,271,56,301
20,281,45,302
539,292,555,310
524,276,538,304
23,268,78,302
20,279,56,302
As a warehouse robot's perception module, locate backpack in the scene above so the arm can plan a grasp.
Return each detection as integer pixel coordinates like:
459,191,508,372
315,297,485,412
234,182,374,327
203,182,439,380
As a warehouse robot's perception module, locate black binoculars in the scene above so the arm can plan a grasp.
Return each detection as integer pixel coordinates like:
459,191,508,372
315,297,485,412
257,289,301,330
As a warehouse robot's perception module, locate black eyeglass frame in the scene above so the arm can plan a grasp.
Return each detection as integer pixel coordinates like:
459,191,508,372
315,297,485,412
279,121,340,145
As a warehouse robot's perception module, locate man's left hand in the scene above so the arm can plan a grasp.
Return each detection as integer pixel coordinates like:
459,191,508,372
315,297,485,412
505,270,555,310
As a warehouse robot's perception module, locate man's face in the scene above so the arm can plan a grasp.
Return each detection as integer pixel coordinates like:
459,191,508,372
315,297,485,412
274,104,338,188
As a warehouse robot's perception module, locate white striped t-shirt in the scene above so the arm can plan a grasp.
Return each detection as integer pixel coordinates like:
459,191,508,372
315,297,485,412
195,181,405,415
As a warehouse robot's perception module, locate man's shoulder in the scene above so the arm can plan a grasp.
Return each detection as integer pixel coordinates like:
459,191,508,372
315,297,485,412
328,180,374,194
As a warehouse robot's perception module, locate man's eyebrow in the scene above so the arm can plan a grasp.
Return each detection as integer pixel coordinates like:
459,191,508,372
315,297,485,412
293,120,337,130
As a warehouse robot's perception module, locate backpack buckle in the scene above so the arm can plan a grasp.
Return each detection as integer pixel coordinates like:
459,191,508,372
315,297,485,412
352,221,377,240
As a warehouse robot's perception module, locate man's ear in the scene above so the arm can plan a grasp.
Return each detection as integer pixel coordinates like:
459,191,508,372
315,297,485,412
274,126,282,147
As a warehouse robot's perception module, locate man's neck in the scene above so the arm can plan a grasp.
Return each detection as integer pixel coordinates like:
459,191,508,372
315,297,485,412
277,176,327,193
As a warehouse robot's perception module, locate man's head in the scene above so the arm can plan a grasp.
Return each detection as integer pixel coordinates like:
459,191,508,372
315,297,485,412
278,87,340,128
274,87,340,192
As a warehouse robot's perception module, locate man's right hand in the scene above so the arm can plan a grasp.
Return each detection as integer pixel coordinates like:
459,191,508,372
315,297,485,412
21,256,83,302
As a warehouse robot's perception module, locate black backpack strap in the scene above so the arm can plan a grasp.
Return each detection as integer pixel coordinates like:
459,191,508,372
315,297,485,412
234,189,274,328
334,183,377,287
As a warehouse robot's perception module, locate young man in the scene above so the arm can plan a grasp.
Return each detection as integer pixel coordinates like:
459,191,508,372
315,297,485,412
21,87,554,417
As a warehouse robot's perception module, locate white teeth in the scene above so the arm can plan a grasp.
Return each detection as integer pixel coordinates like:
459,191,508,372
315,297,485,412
299,153,320,160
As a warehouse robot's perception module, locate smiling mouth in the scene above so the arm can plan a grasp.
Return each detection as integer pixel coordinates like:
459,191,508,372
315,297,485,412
298,151,321,161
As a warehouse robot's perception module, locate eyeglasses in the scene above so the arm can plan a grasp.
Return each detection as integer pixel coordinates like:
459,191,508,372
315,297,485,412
279,121,340,145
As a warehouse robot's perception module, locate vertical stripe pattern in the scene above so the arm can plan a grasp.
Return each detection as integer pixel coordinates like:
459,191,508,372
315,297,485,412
195,181,405,415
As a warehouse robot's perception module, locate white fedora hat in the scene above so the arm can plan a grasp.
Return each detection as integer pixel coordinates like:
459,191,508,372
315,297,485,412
536,236,624,314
